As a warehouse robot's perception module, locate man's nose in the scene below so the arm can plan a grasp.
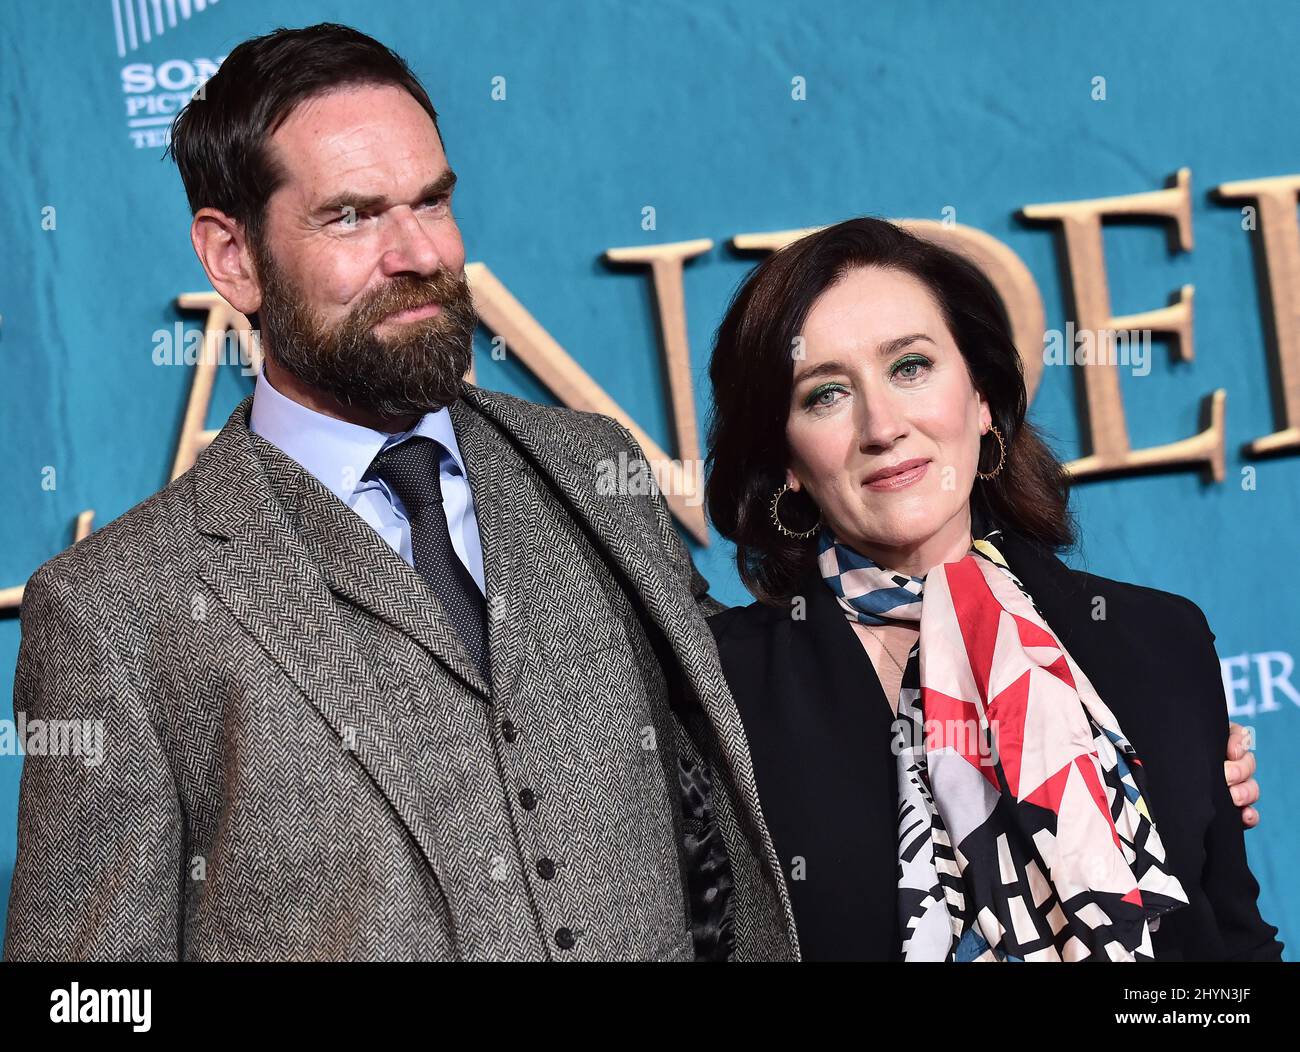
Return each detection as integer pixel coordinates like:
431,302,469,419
378,206,443,277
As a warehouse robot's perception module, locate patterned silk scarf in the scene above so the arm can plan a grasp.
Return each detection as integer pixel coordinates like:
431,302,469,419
817,522,1190,961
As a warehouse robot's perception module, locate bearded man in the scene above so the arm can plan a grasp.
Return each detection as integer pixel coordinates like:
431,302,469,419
2,23,796,962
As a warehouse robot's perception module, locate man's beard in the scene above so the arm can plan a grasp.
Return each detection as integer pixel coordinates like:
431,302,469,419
251,239,477,418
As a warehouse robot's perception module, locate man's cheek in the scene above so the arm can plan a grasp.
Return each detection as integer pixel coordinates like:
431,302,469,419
301,246,366,308
439,222,467,270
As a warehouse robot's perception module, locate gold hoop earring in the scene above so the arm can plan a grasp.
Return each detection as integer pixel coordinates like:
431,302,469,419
977,425,1006,481
770,482,820,539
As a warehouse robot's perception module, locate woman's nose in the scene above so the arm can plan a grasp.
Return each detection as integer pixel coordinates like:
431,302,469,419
856,386,908,450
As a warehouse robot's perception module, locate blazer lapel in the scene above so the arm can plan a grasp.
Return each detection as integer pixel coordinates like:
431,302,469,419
212,395,489,700
460,384,725,712
285,443,491,700
191,395,464,899
461,384,801,952
801,565,897,716
448,397,529,700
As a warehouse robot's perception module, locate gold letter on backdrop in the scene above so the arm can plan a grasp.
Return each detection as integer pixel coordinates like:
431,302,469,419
0,295,256,610
603,239,712,482
1214,174,1300,457
1021,168,1226,481
170,292,259,480
466,261,710,543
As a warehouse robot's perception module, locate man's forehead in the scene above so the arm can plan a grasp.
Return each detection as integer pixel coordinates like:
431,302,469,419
268,87,447,204
278,82,436,137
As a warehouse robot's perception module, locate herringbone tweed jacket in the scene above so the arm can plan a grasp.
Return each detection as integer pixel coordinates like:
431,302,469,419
4,384,798,962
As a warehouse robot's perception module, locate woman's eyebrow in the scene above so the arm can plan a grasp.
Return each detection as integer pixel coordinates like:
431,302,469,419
875,332,935,357
792,359,848,386
792,334,936,386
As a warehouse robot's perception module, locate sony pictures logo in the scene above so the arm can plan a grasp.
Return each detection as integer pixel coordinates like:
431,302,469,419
120,57,224,149
111,0,224,149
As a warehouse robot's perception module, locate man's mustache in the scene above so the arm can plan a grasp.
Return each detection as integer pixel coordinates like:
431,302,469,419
347,272,471,332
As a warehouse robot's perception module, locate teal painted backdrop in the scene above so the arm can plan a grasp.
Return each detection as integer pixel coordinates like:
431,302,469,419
1,0,1296,955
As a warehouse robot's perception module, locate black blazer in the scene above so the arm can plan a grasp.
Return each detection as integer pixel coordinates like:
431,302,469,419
707,529,1284,962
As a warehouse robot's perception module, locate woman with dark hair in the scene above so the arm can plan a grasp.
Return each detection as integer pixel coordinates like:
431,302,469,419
705,216,1280,961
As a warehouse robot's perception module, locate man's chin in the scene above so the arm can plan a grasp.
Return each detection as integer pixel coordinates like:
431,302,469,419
265,321,472,419
372,315,439,341
351,375,468,418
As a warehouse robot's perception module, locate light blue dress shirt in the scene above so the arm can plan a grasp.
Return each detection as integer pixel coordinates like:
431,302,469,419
248,369,486,595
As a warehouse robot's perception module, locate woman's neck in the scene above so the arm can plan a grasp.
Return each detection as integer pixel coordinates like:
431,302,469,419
842,512,974,578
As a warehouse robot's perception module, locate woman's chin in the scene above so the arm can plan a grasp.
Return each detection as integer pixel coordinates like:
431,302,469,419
846,503,950,549
836,521,936,557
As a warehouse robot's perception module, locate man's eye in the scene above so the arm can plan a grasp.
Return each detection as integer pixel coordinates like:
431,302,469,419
420,195,450,210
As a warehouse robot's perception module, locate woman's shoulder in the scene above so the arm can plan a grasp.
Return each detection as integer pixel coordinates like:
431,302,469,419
1020,541,1225,740
706,596,791,645
706,578,859,686
1068,566,1214,641
999,529,1214,639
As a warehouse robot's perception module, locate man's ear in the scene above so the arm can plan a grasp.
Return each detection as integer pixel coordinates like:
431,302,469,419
191,208,263,316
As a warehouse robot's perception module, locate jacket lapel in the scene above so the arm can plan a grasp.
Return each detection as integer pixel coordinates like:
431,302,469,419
213,395,489,699
460,384,721,713
285,440,491,700
801,564,897,716
191,394,466,900
447,397,529,699
460,384,801,954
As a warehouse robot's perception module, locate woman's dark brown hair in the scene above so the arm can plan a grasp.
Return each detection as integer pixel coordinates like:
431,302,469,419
706,216,1075,605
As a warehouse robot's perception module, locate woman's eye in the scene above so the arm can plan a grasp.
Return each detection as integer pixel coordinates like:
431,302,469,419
892,356,931,380
806,384,847,409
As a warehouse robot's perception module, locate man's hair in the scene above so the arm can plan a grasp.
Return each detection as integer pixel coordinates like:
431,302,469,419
166,22,441,248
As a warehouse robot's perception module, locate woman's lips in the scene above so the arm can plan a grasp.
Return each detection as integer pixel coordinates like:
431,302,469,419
863,459,930,491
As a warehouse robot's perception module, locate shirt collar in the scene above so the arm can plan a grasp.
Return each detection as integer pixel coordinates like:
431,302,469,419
249,368,467,505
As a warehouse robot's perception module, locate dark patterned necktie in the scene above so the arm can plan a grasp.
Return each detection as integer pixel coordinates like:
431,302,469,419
367,436,490,684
